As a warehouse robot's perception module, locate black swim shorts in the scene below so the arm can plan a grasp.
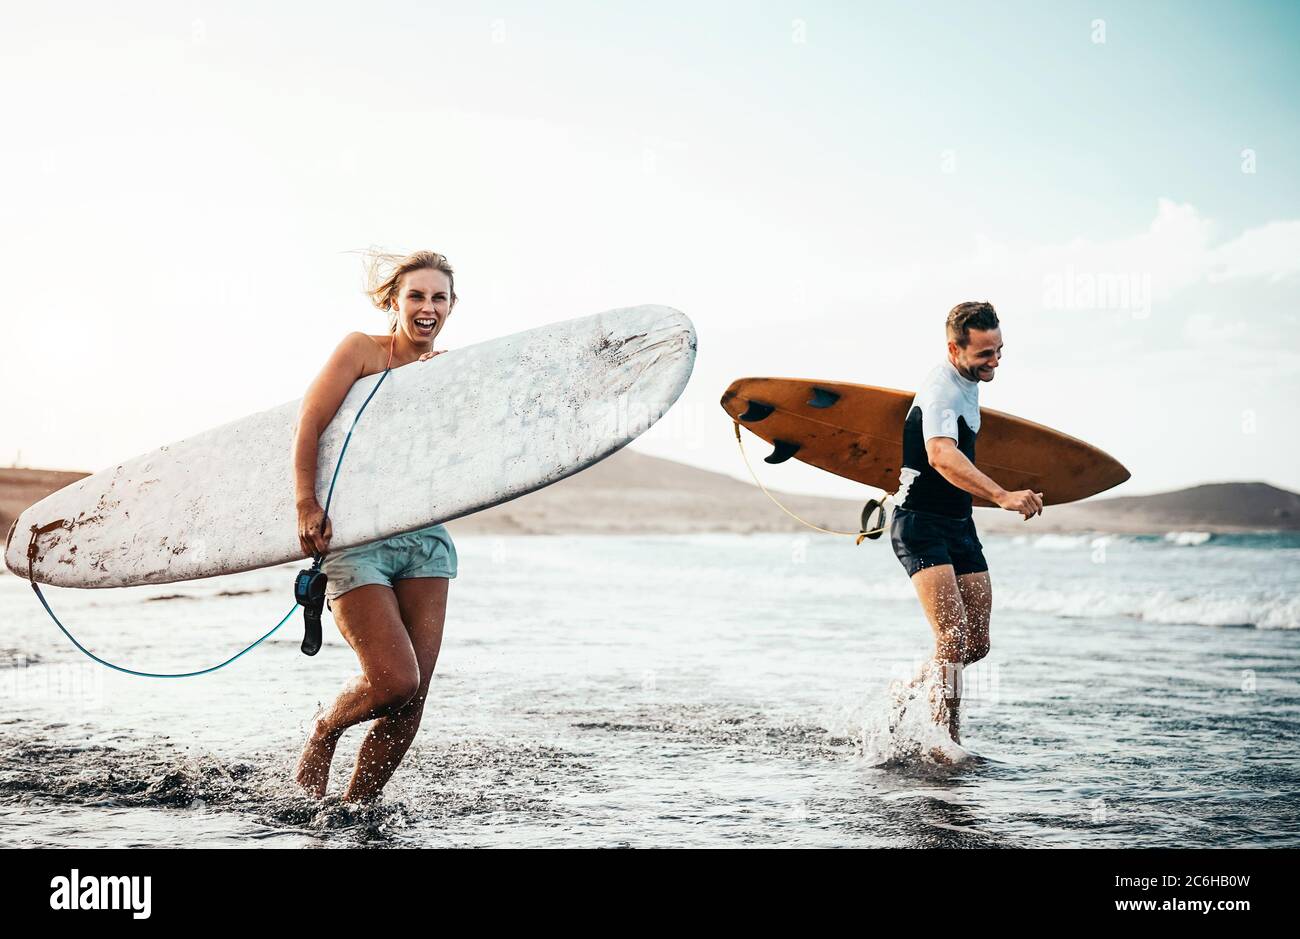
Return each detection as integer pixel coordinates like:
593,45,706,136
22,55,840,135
890,506,988,578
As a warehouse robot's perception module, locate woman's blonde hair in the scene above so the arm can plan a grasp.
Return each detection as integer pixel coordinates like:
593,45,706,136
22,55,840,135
361,249,458,333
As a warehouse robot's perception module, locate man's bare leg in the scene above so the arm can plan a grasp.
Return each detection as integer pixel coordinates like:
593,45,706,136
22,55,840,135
905,564,970,743
949,570,992,740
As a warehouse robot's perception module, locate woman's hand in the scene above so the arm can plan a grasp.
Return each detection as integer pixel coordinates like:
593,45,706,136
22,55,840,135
418,349,446,362
297,498,333,558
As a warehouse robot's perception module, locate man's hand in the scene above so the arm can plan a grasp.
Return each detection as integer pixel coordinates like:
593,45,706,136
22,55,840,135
997,488,1044,520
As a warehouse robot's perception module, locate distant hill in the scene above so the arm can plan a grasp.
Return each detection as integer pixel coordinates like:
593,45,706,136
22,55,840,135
452,458,1300,535
978,481,1300,534
1093,482,1300,527
446,448,859,534
0,468,91,552
3,457,1298,545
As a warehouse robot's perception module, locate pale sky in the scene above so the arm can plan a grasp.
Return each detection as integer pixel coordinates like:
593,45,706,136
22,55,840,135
2,1,1298,500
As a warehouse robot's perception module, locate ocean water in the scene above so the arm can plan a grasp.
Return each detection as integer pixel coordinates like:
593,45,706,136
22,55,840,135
1,530,1297,848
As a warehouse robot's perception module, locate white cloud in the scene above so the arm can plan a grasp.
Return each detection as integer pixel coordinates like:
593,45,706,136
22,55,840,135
1207,220,1300,284
1184,313,1248,346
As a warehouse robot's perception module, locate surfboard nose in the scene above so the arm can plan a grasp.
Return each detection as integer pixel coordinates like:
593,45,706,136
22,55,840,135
581,306,696,437
592,305,697,386
621,305,697,363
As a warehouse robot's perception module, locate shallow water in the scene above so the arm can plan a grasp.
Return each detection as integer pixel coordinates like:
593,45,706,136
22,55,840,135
1,531,1297,847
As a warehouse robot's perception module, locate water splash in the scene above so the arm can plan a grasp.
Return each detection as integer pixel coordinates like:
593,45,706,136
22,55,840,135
856,664,977,768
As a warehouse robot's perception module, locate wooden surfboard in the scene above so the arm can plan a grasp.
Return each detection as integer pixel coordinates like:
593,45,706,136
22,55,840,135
8,306,696,588
720,377,1129,506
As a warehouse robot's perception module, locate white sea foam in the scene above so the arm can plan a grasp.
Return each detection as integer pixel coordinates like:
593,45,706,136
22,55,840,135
1030,533,1093,550
995,586,1300,629
1164,531,1213,546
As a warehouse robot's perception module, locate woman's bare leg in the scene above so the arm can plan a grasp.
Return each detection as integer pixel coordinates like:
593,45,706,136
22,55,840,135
294,584,421,798
341,576,448,803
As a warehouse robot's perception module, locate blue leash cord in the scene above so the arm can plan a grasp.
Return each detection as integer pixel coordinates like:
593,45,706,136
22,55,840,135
25,361,395,678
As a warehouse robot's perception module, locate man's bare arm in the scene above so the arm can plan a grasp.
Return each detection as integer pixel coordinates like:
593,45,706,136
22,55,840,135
925,436,1043,519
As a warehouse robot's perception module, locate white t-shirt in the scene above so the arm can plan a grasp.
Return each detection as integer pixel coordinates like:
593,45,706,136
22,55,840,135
916,360,980,442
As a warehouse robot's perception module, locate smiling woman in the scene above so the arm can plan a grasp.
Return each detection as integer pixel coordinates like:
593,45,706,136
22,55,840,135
290,248,463,803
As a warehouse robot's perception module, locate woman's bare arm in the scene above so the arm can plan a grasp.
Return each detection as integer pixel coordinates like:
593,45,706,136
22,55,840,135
292,332,374,510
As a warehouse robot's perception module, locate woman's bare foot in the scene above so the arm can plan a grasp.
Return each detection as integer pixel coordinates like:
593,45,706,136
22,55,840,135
294,719,341,799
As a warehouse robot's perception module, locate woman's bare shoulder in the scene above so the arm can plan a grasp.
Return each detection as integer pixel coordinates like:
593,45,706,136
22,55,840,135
332,331,391,378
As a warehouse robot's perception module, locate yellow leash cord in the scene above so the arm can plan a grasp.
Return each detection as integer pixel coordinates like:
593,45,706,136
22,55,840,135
732,421,891,545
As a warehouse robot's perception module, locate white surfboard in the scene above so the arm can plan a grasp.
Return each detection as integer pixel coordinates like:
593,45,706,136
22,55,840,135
6,305,696,588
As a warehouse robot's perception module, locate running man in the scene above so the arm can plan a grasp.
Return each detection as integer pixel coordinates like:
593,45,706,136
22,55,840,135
889,301,1042,749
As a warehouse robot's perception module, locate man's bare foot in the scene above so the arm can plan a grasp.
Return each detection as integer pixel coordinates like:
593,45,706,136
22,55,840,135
294,719,340,799
927,738,972,765
927,691,965,757
928,744,958,765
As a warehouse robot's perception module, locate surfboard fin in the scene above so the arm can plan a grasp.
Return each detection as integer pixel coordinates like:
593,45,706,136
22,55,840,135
808,387,840,409
738,400,775,423
765,440,801,464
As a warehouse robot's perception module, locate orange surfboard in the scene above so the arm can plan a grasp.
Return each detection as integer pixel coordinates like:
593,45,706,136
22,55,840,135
720,377,1129,507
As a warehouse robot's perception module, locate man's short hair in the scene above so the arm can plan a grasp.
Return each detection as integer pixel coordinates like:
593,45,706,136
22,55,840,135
946,301,1000,347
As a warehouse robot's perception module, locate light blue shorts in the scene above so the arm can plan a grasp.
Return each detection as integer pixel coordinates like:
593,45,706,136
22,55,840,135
321,522,458,605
